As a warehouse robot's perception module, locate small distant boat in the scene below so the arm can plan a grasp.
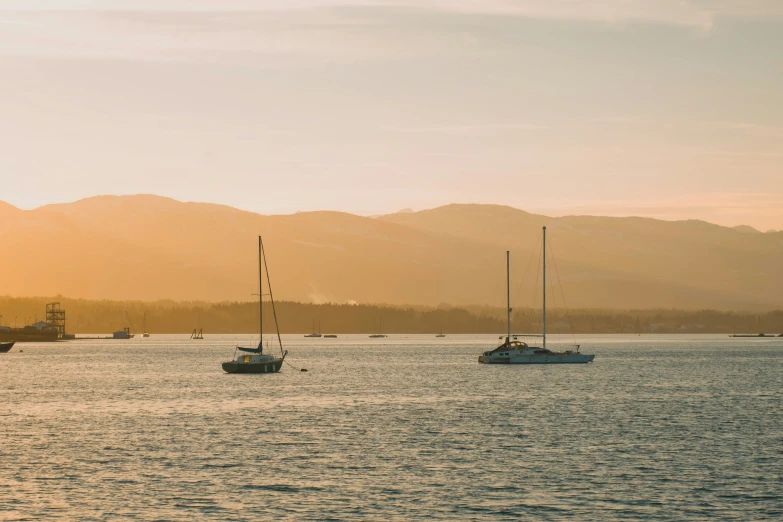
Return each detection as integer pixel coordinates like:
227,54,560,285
304,320,322,338
0,341,15,353
222,236,287,374
191,329,204,340
112,327,134,340
323,334,338,338
142,312,150,338
369,316,387,338
436,325,446,338
479,227,595,365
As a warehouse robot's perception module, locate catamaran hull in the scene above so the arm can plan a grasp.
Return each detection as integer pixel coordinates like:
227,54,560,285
480,354,595,364
222,359,284,374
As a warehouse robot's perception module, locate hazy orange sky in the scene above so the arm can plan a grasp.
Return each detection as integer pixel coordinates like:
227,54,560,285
1,1,781,230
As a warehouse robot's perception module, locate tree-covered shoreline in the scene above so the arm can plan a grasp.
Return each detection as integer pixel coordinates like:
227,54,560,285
1,296,781,335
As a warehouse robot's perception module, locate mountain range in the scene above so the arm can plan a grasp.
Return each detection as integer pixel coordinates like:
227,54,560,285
1,195,781,310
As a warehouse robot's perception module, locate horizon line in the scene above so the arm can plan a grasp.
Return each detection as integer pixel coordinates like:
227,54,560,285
2,193,777,232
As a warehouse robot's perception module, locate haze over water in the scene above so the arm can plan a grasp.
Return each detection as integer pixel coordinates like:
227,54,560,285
1,335,781,520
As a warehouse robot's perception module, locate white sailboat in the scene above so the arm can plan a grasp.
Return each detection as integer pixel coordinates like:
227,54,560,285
142,311,150,337
479,226,595,365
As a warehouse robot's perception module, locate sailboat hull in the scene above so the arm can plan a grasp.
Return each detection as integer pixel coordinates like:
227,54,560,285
222,358,284,374
480,354,594,364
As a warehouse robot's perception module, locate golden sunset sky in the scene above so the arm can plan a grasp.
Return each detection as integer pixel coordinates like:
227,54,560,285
1,1,781,230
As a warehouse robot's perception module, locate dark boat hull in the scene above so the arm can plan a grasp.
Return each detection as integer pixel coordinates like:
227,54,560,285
0,341,15,353
0,329,59,342
222,359,284,374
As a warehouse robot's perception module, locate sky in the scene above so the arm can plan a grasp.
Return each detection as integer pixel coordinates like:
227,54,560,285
0,0,781,230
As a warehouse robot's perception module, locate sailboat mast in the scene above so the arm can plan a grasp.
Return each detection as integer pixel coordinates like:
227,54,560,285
258,236,264,348
506,250,511,343
542,226,547,350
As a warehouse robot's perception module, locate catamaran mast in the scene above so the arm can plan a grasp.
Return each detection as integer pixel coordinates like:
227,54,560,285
258,236,264,349
506,250,511,343
543,226,547,350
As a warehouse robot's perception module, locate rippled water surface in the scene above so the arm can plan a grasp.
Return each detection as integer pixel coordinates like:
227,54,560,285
1,334,781,520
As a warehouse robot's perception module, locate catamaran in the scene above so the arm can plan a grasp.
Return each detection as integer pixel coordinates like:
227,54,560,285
222,236,287,374
479,226,595,365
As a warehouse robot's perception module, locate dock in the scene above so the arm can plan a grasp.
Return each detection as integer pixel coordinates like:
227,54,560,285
73,336,127,340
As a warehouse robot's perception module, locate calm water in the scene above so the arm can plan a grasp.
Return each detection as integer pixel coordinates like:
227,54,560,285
1,334,781,520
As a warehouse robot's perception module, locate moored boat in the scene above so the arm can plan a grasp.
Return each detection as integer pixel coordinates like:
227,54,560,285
369,316,387,338
304,320,322,338
0,341,15,353
479,226,595,365
222,236,287,374
112,327,134,339
142,312,150,337
480,341,595,364
0,325,59,343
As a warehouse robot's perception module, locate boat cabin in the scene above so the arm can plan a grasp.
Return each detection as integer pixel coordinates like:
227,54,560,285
484,339,528,357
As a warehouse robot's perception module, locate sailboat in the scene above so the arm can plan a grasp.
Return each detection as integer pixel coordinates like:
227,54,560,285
479,226,595,364
436,325,446,338
304,319,322,338
369,316,387,338
222,236,287,374
142,312,150,337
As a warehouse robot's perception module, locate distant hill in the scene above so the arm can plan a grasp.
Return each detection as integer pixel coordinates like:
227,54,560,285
0,201,20,219
1,195,781,310
733,225,761,234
